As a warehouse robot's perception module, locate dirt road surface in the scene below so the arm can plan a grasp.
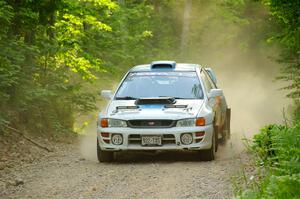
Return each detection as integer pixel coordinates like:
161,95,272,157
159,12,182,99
0,133,247,199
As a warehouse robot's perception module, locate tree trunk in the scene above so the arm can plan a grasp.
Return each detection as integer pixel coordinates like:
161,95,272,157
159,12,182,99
180,0,192,55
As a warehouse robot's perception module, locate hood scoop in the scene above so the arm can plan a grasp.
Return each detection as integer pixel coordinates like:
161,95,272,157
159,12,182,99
116,105,139,110
135,97,176,105
164,104,188,108
112,105,140,115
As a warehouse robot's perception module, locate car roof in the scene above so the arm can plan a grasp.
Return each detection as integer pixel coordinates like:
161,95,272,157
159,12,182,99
129,61,202,72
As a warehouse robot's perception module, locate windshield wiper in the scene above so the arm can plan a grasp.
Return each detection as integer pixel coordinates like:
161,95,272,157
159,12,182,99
159,96,176,99
159,96,187,99
115,96,137,100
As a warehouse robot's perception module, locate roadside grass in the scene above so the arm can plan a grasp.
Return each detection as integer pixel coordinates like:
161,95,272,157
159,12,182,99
233,120,300,199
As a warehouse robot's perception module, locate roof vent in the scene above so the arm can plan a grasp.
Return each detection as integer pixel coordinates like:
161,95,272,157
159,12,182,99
151,61,176,69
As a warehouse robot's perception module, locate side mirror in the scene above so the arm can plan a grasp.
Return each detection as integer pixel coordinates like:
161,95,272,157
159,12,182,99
208,89,223,99
101,90,113,99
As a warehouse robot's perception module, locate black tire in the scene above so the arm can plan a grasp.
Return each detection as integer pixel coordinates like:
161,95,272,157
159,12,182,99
201,127,216,161
97,139,113,162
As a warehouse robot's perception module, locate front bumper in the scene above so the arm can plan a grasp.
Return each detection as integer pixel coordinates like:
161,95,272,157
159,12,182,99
97,125,213,151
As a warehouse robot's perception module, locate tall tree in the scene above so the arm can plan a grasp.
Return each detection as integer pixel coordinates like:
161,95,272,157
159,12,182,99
180,0,192,55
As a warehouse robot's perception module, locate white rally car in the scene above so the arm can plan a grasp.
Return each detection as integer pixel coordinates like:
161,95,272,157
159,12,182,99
97,61,230,162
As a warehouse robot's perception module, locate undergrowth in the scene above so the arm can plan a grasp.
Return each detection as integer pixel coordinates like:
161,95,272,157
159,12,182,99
234,119,300,199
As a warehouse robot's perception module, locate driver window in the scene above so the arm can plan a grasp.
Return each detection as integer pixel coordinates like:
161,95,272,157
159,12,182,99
200,71,213,93
203,70,217,89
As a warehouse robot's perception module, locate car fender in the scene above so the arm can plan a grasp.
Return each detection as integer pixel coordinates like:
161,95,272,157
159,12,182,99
197,101,214,125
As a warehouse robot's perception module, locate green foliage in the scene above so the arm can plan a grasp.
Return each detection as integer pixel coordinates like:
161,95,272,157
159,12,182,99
0,0,156,134
54,0,116,80
236,121,300,198
262,0,300,99
0,0,186,135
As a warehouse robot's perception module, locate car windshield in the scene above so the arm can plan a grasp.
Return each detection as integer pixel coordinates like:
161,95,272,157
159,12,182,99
115,72,204,99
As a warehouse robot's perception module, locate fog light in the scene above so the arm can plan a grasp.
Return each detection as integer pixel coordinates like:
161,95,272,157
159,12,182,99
195,131,205,137
111,134,123,145
101,132,110,137
181,133,193,145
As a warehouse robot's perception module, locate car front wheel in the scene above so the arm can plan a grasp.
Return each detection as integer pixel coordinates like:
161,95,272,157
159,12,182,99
200,127,216,161
97,139,114,162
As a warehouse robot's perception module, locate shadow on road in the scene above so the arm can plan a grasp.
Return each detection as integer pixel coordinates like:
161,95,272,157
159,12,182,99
106,142,234,164
114,151,202,163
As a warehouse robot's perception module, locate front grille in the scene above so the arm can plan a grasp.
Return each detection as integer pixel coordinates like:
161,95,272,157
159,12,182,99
127,120,175,128
128,134,176,145
128,134,141,144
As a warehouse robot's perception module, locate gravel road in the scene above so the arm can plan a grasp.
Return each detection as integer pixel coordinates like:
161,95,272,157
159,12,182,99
0,133,246,199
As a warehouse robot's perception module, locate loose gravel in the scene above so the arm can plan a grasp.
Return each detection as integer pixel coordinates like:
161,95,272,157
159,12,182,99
0,134,246,199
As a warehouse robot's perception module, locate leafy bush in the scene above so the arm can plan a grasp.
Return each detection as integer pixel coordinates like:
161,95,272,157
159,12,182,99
236,120,300,199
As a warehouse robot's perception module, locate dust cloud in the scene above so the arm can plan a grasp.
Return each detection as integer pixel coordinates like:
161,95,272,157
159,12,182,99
78,114,98,161
78,87,118,161
182,1,290,138
78,1,290,160
214,55,289,137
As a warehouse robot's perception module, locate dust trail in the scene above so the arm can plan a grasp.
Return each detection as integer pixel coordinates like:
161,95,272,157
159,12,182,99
78,84,119,161
200,49,290,138
176,0,290,137
78,114,98,161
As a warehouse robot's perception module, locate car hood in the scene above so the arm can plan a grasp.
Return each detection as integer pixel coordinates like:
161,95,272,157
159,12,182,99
105,100,204,120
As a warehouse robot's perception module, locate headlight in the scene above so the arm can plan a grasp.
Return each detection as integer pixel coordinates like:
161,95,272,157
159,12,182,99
181,133,193,145
176,118,206,127
108,119,127,127
111,134,123,145
100,118,127,128
176,118,196,127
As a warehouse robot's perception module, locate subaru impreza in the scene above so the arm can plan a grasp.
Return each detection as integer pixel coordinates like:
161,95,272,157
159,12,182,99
97,61,230,162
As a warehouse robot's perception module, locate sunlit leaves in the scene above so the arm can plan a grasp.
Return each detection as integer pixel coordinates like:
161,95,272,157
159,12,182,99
55,14,84,41
0,0,119,133
84,15,112,31
80,0,117,10
53,0,115,80
0,0,163,133
141,30,153,38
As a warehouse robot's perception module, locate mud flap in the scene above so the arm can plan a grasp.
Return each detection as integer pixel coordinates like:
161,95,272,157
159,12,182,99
225,108,231,139
214,124,219,152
